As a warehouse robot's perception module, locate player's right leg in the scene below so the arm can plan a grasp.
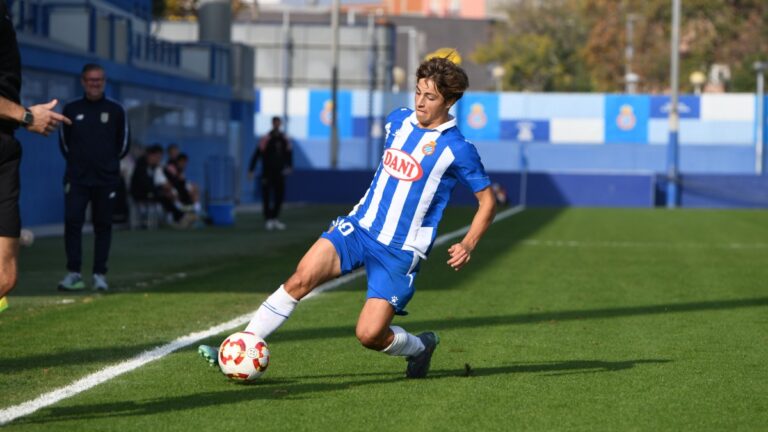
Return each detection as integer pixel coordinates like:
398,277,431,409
59,182,88,291
199,236,344,367
243,237,341,339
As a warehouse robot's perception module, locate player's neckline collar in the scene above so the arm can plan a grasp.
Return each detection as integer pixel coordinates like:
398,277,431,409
408,112,456,132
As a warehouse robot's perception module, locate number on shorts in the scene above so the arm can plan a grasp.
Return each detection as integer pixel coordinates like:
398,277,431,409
338,220,354,236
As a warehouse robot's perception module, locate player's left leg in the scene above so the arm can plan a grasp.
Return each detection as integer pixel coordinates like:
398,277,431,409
355,298,397,350
271,175,286,230
361,244,439,378
90,185,117,291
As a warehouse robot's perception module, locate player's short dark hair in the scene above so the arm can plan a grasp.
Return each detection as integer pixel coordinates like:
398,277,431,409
81,63,104,77
271,116,281,123
176,153,189,162
416,56,469,104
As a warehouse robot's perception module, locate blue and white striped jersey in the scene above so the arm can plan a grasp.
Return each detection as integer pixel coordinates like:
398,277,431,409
348,107,490,258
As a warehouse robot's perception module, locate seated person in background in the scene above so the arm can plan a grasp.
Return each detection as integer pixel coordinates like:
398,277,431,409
130,144,184,225
166,143,180,165
164,152,201,216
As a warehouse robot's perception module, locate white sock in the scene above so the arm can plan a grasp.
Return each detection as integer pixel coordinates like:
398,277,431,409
244,285,298,340
381,326,425,357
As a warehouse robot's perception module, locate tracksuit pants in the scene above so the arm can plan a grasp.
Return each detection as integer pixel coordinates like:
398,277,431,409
64,182,116,275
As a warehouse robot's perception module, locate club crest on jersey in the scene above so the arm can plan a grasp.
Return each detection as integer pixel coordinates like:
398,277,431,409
100,112,109,123
382,148,423,182
422,141,436,156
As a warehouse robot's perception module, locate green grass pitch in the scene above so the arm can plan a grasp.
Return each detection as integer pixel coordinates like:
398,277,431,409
1,206,767,431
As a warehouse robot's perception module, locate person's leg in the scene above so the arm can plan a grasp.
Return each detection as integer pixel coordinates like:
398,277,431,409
361,244,438,378
0,134,21,298
0,237,19,299
243,238,342,339
90,185,116,276
64,182,90,274
355,298,397,350
200,217,359,366
273,175,285,220
261,176,273,222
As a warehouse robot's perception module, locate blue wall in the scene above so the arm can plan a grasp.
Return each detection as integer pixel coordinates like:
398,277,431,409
281,170,656,208
17,42,236,226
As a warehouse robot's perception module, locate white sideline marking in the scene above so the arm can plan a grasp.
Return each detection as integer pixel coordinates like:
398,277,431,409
0,205,523,425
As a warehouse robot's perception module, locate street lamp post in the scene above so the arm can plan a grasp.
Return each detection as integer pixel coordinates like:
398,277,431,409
491,65,505,92
625,13,638,94
330,0,340,169
666,0,681,208
755,61,767,175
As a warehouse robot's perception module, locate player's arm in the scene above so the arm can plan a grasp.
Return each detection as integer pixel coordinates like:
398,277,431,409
0,96,70,136
447,186,496,271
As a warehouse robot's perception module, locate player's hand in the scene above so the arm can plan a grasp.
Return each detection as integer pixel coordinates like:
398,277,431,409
283,167,292,175
447,242,472,271
27,99,71,136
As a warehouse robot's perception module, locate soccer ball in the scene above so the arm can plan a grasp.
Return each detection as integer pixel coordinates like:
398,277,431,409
218,331,270,381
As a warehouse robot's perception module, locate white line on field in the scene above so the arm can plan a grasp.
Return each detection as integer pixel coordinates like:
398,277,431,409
0,205,523,425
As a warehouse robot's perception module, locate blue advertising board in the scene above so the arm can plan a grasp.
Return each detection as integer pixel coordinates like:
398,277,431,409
650,95,700,119
457,93,499,140
308,90,352,138
604,95,649,144
500,120,550,142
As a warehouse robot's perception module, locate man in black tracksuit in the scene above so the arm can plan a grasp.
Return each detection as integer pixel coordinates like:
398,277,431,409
0,0,69,304
248,116,292,231
58,63,129,292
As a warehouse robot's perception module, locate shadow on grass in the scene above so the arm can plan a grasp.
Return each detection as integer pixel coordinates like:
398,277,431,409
16,358,667,425
5,297,764,371
269,296,768,344
0,343,171,373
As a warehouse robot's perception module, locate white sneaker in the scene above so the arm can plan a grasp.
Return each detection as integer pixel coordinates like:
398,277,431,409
265,219,275,231
93,274,109,291
272,219,286,230
57,272,85,291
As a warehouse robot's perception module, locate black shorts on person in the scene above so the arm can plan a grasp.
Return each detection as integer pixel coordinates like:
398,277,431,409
0,132,21,238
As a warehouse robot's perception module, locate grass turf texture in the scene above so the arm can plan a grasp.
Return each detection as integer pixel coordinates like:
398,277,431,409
1,206,767,431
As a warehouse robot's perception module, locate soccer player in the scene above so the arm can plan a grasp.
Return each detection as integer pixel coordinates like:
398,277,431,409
1,0,71,305
200,56,496,378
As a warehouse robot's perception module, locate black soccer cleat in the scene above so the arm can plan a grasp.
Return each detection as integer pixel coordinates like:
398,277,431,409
406,332,439,379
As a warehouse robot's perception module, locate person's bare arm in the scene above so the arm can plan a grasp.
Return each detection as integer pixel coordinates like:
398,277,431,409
0,97,70,136
446,186,497,271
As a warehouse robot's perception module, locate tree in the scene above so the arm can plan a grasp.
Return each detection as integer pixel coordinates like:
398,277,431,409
476,0,768,92
473,0,592,92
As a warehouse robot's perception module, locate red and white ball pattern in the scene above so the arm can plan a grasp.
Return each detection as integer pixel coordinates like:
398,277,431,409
218,331,270,381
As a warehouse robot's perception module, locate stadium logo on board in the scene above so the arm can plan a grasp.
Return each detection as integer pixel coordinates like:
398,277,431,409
467,103,487,129
422,141,436,156
320,100,333,126
382,148,423,182
616,104,636,131
516,122,535,141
